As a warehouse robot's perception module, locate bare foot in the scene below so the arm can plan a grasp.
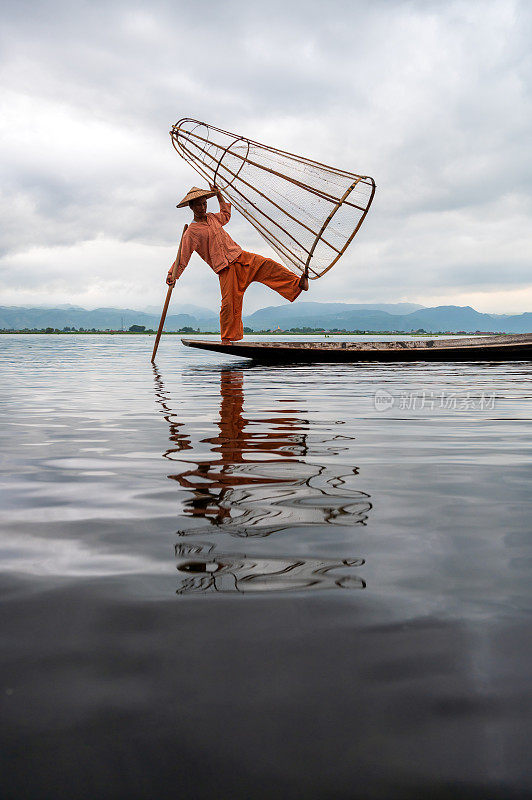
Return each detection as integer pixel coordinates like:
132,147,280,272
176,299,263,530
298,273,309,291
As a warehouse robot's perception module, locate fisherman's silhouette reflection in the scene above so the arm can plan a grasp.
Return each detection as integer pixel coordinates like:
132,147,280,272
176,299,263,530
153,366,372,537
153,365,370,593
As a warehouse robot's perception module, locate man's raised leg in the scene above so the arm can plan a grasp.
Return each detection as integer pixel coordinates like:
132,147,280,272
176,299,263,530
243,252,307,302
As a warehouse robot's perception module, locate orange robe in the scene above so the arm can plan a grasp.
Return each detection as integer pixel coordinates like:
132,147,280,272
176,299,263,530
168,198,302,342
218,251,301,342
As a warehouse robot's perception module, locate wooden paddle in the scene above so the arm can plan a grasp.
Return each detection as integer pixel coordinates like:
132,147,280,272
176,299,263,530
151,224,188,362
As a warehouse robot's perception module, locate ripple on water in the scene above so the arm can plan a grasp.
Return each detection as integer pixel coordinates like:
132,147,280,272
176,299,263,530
0,335,531,798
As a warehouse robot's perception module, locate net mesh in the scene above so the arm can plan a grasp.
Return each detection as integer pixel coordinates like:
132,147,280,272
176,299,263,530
171,118,376,279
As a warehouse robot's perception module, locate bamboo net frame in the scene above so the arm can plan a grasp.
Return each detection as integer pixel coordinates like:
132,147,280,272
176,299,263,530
170,118,376,280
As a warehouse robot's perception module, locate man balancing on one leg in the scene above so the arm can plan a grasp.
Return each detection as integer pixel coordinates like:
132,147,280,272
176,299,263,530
166,185,309,344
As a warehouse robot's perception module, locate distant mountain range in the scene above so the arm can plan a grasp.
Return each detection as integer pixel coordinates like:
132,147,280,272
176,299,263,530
0,305,209,333
1,302,531,334
244,303,532,334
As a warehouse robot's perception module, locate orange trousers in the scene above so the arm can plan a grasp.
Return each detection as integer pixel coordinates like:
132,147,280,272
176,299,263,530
218,250,302,342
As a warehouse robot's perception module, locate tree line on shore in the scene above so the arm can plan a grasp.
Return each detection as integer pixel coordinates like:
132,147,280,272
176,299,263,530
1,325,507,336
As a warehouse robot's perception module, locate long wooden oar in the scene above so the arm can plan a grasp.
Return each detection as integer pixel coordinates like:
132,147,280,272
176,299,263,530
151,224,188,362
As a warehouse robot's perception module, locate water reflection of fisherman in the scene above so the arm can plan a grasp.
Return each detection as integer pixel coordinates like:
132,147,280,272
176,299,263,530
155,367,310,526
175,546,366,594
154,366,371,533
153,366,369,593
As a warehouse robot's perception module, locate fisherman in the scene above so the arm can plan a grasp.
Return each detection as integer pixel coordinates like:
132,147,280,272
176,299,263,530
166,185,308,344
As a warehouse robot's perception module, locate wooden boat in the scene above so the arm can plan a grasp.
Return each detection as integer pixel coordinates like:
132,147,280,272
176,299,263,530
182,334,532,363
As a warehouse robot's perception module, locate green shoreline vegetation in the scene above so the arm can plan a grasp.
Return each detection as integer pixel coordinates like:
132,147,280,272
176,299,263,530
0,327,509,337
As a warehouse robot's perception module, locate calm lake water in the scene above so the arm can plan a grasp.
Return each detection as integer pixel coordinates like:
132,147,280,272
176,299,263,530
1,334,531,799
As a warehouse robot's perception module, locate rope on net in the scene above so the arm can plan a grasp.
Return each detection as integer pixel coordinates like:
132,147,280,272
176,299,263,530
170,118,376,280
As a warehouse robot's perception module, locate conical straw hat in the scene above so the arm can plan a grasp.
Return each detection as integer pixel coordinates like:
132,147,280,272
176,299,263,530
176,186,217,208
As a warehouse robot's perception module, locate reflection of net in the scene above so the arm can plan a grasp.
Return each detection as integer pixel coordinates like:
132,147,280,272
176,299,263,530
171,440,372,538
175,542,365,594
171,118,376,279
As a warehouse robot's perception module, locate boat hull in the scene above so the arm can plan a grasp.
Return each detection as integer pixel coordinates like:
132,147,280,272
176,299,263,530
181,335,532,363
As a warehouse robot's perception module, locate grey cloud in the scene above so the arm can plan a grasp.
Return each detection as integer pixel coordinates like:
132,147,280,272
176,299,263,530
1,0,531,310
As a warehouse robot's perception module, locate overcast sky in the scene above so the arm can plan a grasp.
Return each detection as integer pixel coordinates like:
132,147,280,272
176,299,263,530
1,0,531,313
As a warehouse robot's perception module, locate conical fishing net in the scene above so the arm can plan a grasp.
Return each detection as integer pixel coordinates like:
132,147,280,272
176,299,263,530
170,118,376,279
